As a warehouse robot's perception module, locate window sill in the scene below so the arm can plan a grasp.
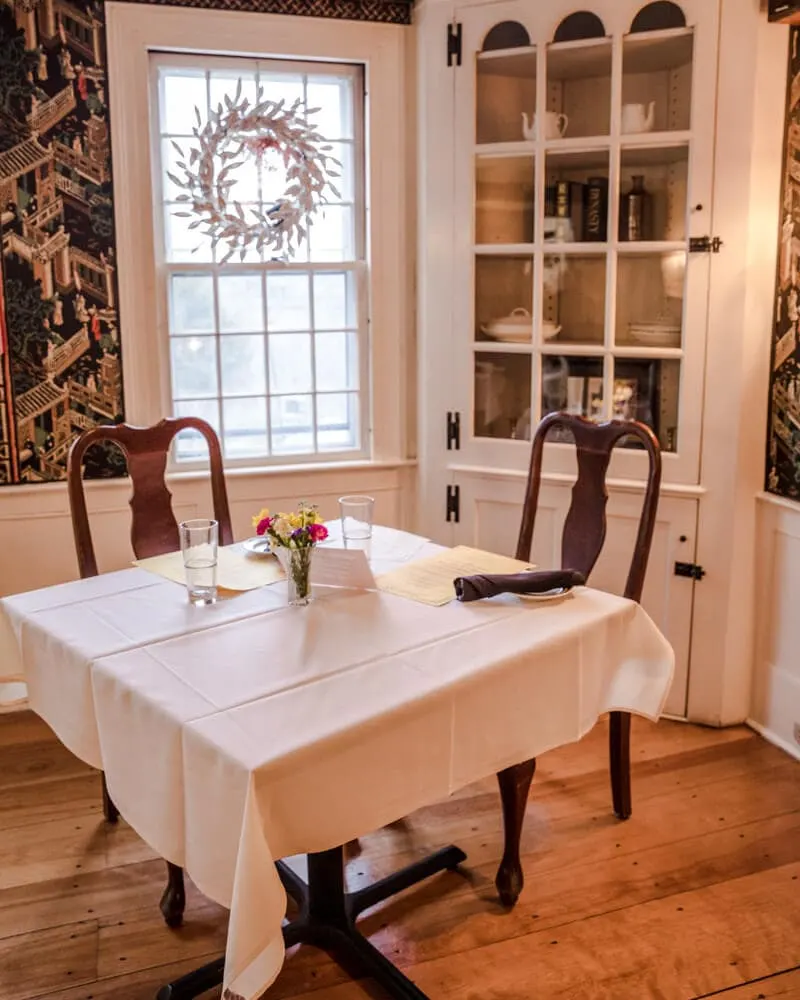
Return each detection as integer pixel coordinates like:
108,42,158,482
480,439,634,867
0,458,417,498
168,457,418,483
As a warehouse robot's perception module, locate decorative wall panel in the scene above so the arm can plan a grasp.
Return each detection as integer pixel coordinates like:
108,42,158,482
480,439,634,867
0,0,123,484
768,27,800,501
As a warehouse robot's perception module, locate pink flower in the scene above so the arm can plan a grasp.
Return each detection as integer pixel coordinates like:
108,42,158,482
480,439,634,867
308,523,328,542
256,516,272,536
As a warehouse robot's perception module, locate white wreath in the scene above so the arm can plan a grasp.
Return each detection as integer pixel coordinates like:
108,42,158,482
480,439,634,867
169,82,341,262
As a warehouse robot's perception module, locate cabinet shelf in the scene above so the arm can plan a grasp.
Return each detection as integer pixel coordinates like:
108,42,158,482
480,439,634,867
474,243,534,254
612,345,684,359
542,241,609,254
547,37,613,81
477,45,537,71
623,27,694,75
473,342,533,354
539,343,605,356
543,137,611,155
475,141,536,156
620,131,692,153
615,240,686,254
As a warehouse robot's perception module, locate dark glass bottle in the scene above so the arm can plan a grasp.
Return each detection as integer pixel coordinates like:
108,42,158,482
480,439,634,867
619,174,651,241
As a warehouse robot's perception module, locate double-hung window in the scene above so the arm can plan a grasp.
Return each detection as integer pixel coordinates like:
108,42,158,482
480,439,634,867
152,54,367,464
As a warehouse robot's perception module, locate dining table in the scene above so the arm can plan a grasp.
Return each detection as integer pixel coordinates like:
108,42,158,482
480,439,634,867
0,524,674,1000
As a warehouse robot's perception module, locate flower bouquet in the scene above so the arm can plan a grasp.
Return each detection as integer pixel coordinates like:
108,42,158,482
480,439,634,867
252,502,328,605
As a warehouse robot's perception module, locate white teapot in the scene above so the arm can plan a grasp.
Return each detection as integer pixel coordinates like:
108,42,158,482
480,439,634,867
521,111,568,141
621,101,656,134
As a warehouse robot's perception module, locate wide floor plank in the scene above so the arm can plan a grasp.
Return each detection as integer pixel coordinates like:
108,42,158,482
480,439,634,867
0,712,796,1000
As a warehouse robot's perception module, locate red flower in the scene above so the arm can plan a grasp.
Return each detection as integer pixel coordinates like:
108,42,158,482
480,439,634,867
256,516,272,536
308,523,328,542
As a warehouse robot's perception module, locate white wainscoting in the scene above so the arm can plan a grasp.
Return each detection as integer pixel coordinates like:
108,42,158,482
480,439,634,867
0,463,413,708
750,493,800,760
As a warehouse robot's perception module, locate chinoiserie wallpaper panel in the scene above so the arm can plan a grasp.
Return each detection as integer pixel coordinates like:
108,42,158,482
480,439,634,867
0,0,410,488
768,26,800,501
0,0,124,484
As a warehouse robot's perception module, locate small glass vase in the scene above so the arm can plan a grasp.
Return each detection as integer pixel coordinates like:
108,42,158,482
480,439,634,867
284,545,314,606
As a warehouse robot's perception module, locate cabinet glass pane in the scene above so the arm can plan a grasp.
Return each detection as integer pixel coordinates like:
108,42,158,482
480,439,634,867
622,30,694,134
475,352,531,439
476,155,535,245
615,252,685,348
476,255,533,343
618,146,688,242
543,254,605,346
477,48,537,145
613,358,680,453
545,150,609,244
541,355,603,420
546,40,612,139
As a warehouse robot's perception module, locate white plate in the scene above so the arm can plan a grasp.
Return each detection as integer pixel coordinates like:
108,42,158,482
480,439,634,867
481,324,561,343
242,536,273,556
518,587,575,603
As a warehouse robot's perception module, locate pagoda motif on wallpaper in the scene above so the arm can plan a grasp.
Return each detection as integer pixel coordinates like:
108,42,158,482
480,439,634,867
769,28,800,501
0,0,124,485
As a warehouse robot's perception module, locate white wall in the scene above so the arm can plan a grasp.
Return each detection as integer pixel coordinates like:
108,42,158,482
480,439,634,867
687,1,787,725
750,494,800,758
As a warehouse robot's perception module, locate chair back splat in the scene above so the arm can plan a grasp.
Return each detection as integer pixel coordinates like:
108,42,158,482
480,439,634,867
515,413,661,602
67,417,233,579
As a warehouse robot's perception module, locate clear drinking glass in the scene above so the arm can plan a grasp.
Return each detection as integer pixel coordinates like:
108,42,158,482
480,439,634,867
339,495,374,556
179,518,218,605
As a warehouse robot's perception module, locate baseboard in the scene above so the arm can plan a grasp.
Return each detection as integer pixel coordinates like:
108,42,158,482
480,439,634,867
747,717,800,761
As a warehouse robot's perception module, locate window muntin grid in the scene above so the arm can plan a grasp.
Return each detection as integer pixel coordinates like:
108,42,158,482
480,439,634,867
152,53,367,464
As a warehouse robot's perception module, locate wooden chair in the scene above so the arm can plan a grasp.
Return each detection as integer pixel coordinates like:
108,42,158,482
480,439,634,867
67,416,234,928
494,412,662,908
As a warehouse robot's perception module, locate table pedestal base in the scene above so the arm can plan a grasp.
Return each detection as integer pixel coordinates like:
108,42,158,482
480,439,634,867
155,843,467,1000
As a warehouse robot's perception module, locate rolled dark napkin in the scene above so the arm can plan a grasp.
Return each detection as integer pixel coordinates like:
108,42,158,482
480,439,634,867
453,568,586,603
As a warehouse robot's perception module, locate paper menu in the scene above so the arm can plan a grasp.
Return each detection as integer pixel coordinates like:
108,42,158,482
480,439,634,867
310,547,376,590
375,545,533,606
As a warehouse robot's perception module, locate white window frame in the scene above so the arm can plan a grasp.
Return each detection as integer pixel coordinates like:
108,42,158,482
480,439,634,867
151,52,368,466
105,1,410,468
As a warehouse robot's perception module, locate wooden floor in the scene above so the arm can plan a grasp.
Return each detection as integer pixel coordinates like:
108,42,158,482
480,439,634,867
0,713,798,1000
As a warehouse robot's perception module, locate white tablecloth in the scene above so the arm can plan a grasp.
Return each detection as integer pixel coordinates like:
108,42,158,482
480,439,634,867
0,527,674,1000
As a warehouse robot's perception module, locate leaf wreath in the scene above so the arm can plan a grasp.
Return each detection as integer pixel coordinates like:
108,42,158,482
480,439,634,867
168,81,342,263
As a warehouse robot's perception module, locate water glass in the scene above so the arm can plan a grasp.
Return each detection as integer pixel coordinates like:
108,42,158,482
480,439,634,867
179,518,218,605
339,495,374,556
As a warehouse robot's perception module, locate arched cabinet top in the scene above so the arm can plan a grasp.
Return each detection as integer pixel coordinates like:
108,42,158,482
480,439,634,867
630,1,687,33
481,21,531,52
552,11,606,44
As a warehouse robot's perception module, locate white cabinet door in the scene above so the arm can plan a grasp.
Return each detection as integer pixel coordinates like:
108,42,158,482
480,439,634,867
454,470,698,716
447,0,720,486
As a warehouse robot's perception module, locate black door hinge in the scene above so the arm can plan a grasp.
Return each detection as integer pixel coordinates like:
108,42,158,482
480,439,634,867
446,411,461,451
447,22,462,67
689,236,723,253
446,484,460,523
674,561,706,580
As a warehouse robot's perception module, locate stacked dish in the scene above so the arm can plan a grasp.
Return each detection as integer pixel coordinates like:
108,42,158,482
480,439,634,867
628,322,681,348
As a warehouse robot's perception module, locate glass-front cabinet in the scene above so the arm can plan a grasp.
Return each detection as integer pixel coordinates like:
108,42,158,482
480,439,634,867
453,0,718,483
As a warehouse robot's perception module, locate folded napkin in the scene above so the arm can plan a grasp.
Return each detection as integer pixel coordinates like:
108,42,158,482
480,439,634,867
453,568,586,603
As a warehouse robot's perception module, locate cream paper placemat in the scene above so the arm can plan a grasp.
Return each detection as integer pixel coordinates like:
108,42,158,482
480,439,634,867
375,545,533,606
135,543,284,592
